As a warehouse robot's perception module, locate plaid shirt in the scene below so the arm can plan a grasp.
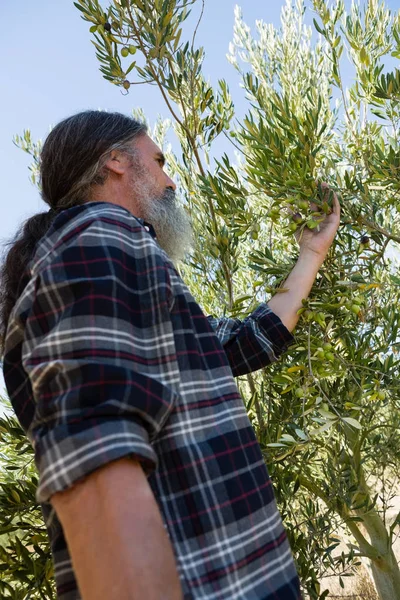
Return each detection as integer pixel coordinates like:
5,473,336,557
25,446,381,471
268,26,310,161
3,202,301,599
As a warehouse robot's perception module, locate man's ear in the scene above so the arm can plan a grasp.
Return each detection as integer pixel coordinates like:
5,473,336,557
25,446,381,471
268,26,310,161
103,150,129,176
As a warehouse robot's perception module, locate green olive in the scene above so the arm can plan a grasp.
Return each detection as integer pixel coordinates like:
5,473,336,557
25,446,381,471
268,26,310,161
292,213,303,224
298,200,309,211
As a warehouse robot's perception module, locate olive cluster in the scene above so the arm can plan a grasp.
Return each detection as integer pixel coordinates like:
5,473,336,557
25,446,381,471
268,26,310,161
121,45,137,57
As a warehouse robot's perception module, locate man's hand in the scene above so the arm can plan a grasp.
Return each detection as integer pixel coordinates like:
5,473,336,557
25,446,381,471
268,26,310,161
268,185,340,332
294,183,341,261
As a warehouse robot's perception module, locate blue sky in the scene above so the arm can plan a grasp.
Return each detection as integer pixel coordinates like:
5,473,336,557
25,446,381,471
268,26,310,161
2,0,399,242
0,0,399,403
1,0,286,242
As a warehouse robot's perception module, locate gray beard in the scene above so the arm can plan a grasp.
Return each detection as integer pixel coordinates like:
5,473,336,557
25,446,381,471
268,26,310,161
131,176,193,263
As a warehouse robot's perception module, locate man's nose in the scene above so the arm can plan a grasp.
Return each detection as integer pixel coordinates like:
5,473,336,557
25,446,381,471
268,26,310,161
166,174,177,192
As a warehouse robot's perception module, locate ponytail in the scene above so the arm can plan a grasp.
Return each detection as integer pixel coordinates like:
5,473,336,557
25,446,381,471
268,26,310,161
0,211,56,356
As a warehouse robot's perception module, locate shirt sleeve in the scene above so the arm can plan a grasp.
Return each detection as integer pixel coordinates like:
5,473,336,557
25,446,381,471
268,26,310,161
207,303,294,377
22,216,180,504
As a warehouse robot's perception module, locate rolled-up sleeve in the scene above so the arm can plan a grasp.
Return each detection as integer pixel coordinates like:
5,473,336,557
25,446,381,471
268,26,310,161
22,217,180,504
208,303,294,377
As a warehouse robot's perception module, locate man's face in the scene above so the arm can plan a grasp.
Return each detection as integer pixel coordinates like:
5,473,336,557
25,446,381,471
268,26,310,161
130,134,177,200
127,134,193,263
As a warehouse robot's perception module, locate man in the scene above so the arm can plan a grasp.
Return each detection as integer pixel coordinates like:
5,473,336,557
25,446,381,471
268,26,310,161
2,110,340,599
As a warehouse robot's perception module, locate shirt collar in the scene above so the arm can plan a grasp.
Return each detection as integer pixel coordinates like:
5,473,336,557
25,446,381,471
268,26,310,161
137,218,157,241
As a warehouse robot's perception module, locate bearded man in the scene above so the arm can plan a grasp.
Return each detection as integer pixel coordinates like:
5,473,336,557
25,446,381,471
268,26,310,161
1,110,340,600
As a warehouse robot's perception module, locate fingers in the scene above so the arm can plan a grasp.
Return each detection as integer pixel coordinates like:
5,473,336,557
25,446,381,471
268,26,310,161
318,181,341,218
332,191,341,217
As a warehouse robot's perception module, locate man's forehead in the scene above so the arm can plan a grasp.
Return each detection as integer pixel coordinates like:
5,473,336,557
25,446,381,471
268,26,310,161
134,134,161,156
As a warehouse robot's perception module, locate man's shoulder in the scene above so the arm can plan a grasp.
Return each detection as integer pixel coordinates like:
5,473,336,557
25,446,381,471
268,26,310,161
32,202,156,274
52,201,144,240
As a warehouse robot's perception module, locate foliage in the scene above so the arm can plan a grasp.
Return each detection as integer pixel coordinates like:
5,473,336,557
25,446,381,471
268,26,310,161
13,131,42,189
5,0,400,598
0,400,55,599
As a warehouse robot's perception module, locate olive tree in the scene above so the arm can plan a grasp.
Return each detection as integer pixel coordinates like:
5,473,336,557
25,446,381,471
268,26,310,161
0,404,55,599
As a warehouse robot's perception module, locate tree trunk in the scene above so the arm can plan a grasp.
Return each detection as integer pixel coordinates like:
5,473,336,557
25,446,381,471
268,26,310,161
358,507,400,600
297,473,400,599
370,550,400,600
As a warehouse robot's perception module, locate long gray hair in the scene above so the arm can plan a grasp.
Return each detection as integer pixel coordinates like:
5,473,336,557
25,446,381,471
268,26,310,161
0,110,147,355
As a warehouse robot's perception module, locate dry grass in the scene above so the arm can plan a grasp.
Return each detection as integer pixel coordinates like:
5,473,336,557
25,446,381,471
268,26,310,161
319,568,378,600
317,570,378,599
350,574,379,600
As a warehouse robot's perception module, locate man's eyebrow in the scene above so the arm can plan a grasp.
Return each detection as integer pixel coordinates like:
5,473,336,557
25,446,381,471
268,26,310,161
155,152,166,166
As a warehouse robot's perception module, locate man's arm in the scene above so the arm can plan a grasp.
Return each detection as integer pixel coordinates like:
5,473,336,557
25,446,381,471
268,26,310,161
52,457,183,600
208,188,340,375
267,249,323,333
208,249,328,377
207,306,294,377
